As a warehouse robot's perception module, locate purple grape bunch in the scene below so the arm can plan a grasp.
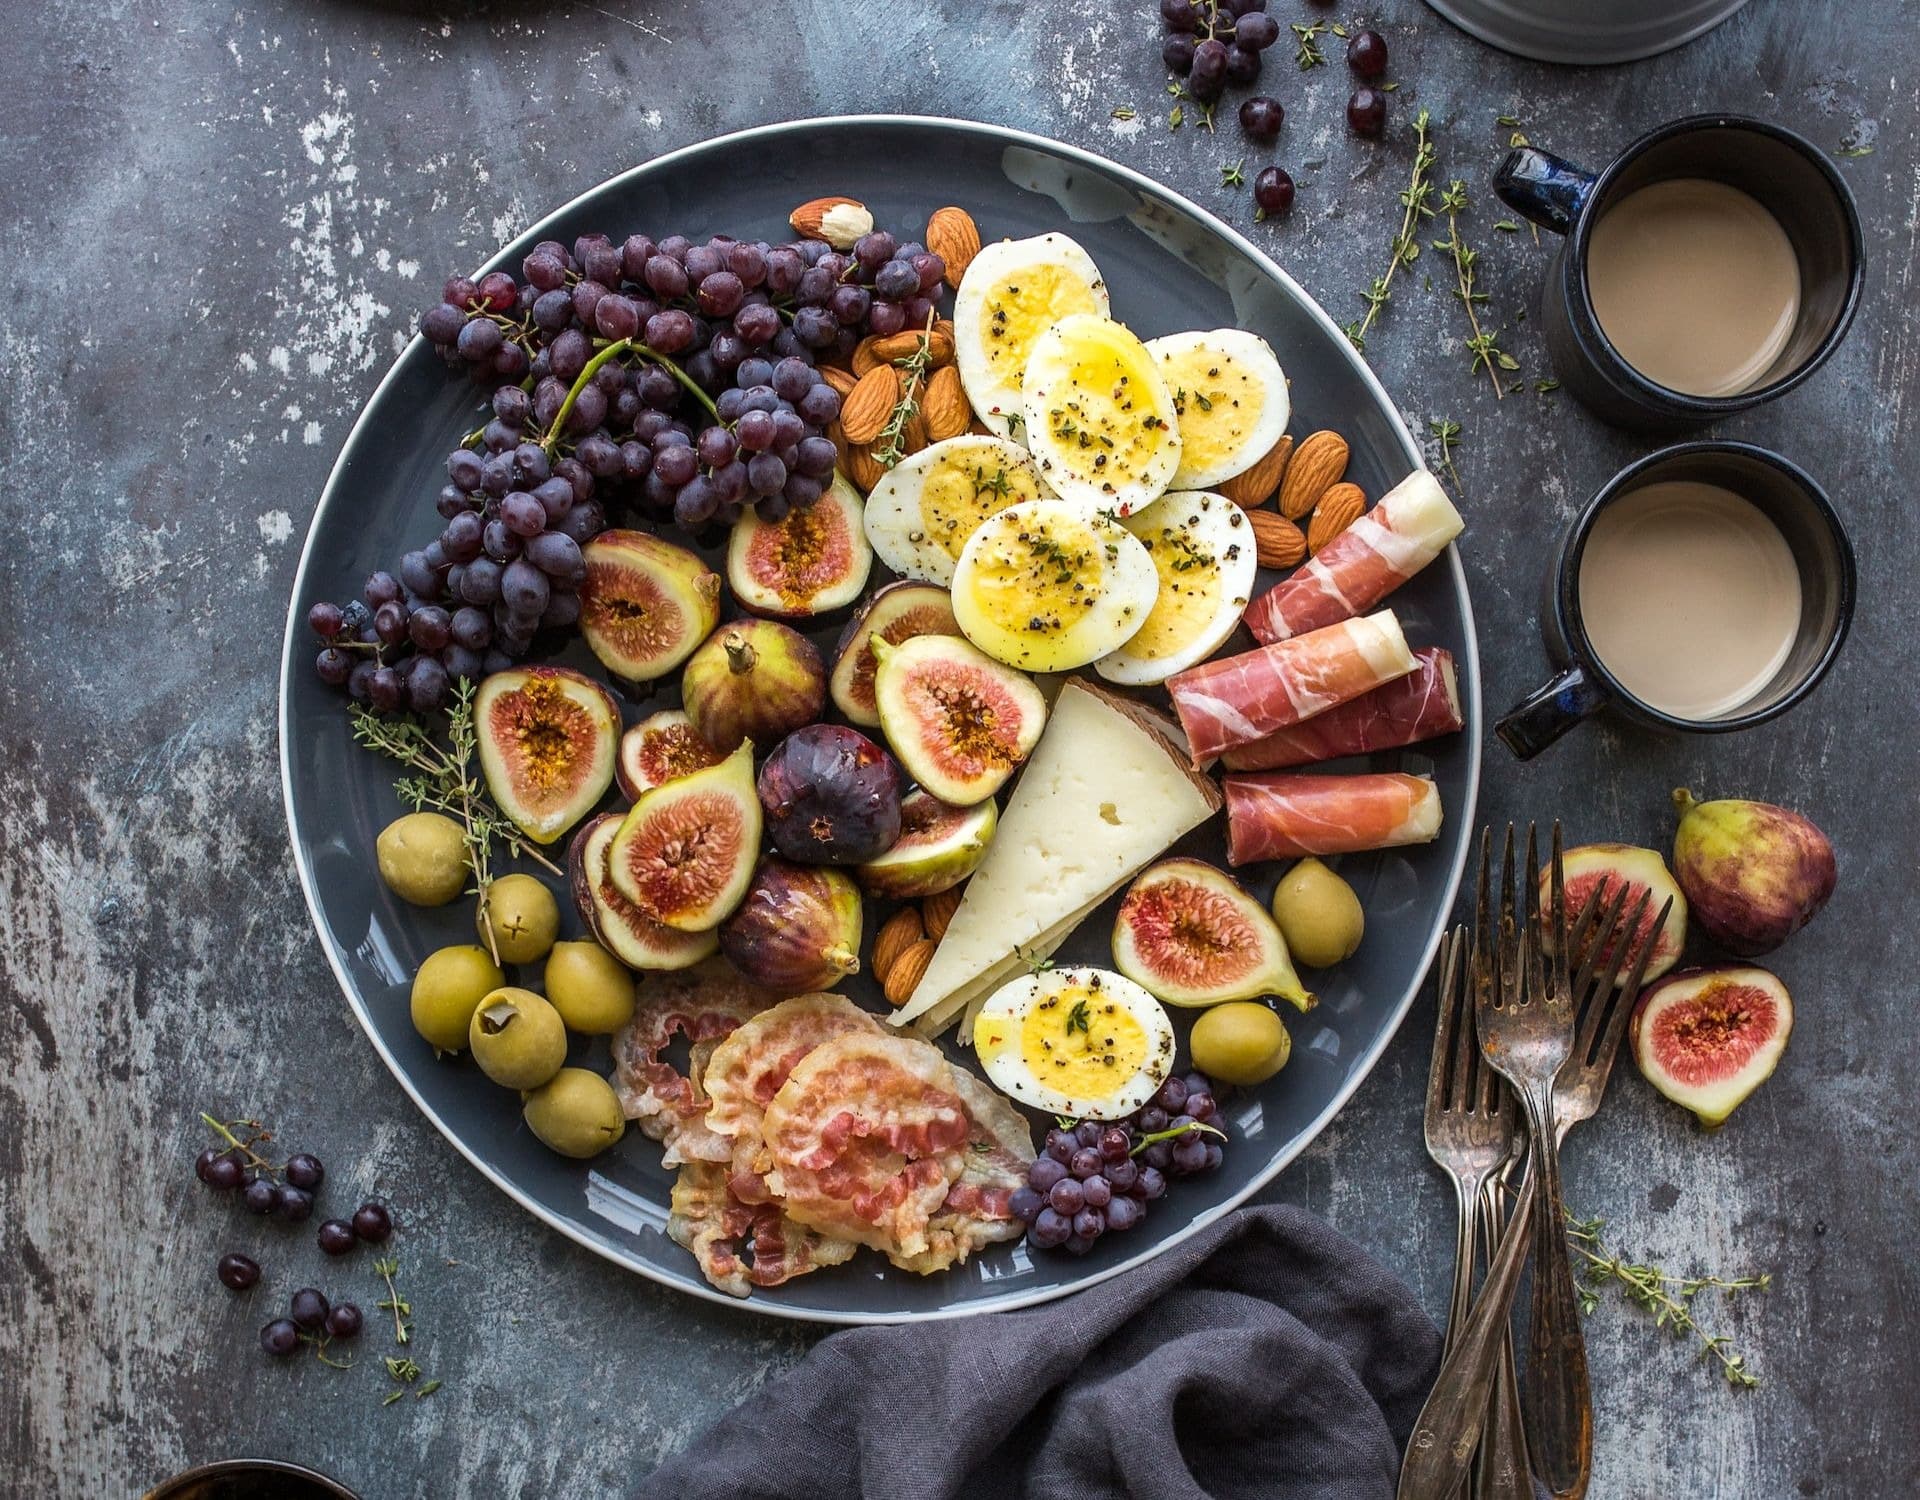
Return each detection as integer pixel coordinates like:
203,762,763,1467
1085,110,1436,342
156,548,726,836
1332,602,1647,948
1013,1072,1226,1256
315,221,949,710
1160,0,1282,108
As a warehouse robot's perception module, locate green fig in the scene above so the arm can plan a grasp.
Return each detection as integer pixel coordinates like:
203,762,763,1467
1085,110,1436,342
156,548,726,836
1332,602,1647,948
1671,789,1835,957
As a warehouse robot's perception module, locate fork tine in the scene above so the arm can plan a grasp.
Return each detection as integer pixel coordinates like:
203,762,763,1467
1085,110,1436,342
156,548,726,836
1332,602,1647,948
1568,882,1634,1026
1495,824,1521,1009
1522,823,1548,1007
1549,823,1570,997
1449,925,1478,1112
1585,896,1670,1085
1565,877,1608,959
1429,925,1460,1101
1592,890,1662,997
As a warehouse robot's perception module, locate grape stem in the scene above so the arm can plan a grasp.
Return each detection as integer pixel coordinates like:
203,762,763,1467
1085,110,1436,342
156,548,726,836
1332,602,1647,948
201,1113,280,1175
1129,1118,1227,1157
545,338,719,455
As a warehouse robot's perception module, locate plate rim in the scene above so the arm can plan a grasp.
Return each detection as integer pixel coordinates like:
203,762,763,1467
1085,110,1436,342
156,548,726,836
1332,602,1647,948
277,113,1482,1325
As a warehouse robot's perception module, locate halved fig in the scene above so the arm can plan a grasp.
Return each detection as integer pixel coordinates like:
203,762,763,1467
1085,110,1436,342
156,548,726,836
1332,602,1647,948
1630,964,1792,1127
727,471,872,619
1546,843,1688,985
475,667,620,844
681,619,826,755
566,813,718,970
828,580,962,728
608,740,762,931
871,634,1046,806
1112,857,1314,1011
578,530,722,682
615,709,724,801
855,788,997,899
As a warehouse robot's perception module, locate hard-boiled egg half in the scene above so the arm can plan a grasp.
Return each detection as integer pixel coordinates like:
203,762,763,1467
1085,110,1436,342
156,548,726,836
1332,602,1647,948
1021,314,1182,516
951,498,1158,672
973,966,1175,1120
1094,490,1259,685
861,435,1051,586
952,234,1109,439
1145,329,1290,490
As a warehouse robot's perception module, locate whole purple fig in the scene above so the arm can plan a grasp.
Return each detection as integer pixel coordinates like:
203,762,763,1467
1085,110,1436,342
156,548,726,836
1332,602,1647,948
1671,788,1835,956
758,725,902,864
719,858,863,993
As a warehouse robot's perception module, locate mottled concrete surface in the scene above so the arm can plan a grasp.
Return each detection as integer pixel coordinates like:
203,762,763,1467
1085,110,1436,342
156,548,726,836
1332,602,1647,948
1,1,1914,1495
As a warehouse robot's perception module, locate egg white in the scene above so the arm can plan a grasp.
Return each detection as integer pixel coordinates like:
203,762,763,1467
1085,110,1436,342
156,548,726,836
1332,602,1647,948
1145,328,1290,490
861,435,1052,586
951,498,1159,672
1095,490,1260,686
972,966,1175,1121
1020,314,1182,516
952,234,1109,440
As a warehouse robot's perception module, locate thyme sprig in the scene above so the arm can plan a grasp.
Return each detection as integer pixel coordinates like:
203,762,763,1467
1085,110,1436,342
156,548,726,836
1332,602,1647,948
373,1256,414,1345
350,682,560,964
1345,110,1437,352
1292,20,1329,68
1566,1212,1770,1389
1432,180,1518,398
873,310,940,468
1428,419,1462,490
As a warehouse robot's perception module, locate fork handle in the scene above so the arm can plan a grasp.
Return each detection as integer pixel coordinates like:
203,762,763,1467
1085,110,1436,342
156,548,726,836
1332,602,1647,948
1519,1083,1593,1499
1474,1181,1531,1500
1397,1175,1538,1500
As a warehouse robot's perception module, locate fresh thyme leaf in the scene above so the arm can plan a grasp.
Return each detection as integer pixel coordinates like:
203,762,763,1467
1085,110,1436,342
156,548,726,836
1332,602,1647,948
1169,105,1185,130
1347,109,1436,353
1111,106,1136,121
416,1380,442,1399
873,311,940,467
374,1257,414,1346
1428,418,1462,490
1835,144,1874,157
1534,378,1560,393
1566,1211,1770,1389
1380,81,1399,91
1495,114,1522,127
1292,20,1329,68
1493,219,1520,232
1220,159,1246,189
1509,130,1529,148
1066,999,1091,1035
1433,178,1518,397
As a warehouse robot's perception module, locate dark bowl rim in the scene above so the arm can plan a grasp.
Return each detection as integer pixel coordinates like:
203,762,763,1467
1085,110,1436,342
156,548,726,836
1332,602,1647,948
144,1458,360,1500
276,113,1482,1324
1565,113,1865,415
1556,439,1855,732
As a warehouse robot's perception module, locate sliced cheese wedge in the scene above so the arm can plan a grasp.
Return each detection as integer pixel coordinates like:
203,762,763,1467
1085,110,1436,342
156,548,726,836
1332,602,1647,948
890,678,1223,1036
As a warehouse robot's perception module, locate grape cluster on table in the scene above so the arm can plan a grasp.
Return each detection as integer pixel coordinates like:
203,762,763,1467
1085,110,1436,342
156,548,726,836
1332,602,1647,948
310,223,951,713
1013,1072,1226,1256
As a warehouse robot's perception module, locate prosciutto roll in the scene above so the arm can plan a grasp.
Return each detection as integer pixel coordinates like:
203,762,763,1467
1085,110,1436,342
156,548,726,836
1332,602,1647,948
1245,470,1464,645
1220,648,1463,771
1224,771,1443,865
1167,610,1416,765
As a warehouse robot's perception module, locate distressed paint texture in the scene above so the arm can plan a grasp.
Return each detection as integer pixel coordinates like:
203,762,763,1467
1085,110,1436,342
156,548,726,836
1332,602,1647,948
1,1,1916,1495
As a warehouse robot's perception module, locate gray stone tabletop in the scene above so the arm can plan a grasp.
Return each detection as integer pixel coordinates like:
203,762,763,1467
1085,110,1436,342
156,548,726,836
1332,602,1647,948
2,0,1914,1494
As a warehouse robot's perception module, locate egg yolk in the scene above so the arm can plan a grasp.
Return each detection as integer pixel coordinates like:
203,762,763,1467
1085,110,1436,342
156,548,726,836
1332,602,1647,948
978,983,1149,1103
1123,513,1236,658
1038,332,1176,496
962,513,1111,637
1160,349,1268,472
978,266,1104,386
917,459,1044,561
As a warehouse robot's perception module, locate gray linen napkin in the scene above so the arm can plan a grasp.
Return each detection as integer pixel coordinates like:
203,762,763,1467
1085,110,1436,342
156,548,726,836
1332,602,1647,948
635,1204,1442,1500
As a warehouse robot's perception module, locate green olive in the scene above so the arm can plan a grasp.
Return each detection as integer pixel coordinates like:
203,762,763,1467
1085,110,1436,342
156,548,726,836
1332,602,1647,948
410,945,506,1053
544,941,636,1035
1271,857,1365,969
467,987,568,1090
1189,1001,1291,1087
476,874,560,965
522,1067,627,1159
376,812,469,907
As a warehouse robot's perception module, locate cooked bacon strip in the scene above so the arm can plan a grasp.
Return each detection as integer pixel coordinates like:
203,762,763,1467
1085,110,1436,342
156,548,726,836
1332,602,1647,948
668,1161,858,1297
609,959,780,1167
1245,470,1464,644
1224,771,1443,865
1167,611,1416,765
1220,649,1463,771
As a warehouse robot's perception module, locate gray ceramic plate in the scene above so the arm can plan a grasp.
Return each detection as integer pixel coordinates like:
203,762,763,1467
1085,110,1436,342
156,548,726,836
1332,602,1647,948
1422,0,1751,65
279,116,1481,1323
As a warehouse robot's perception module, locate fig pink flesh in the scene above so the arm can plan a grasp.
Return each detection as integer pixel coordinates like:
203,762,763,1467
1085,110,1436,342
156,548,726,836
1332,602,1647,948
621,790,749,922
1646,976,1783,1087
1120,879,1266,990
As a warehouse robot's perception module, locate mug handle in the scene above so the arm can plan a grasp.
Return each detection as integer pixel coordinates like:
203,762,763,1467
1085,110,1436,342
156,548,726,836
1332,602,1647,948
1494,147,1599,237
1496,665,1609,759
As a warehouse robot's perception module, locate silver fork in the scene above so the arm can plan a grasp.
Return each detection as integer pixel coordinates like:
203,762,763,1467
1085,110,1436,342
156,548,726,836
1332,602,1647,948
1398,829,1649,1500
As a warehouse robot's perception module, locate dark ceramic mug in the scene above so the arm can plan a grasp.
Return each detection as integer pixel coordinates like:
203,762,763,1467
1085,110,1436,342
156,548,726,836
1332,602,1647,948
1496,442,1854,759
144,1459,360,1500
1494,115,1863,430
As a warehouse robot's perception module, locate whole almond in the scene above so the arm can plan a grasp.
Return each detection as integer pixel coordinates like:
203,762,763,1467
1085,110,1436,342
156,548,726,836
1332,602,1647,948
967,416,994,437
819,364,859,400
840,365,900,445
789,195,873,250
1249,510,1308,570
1278,431,1349,519
921,886,962,941
922,365,969,441
1218,435,1295,509
826,419,850,470
926,207,982,289
1307,484,1366,553
884,939,937,1007
902,409,930,455
933,319,957,363
845,442,887,493
851,336,884,378
871,907,925,984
